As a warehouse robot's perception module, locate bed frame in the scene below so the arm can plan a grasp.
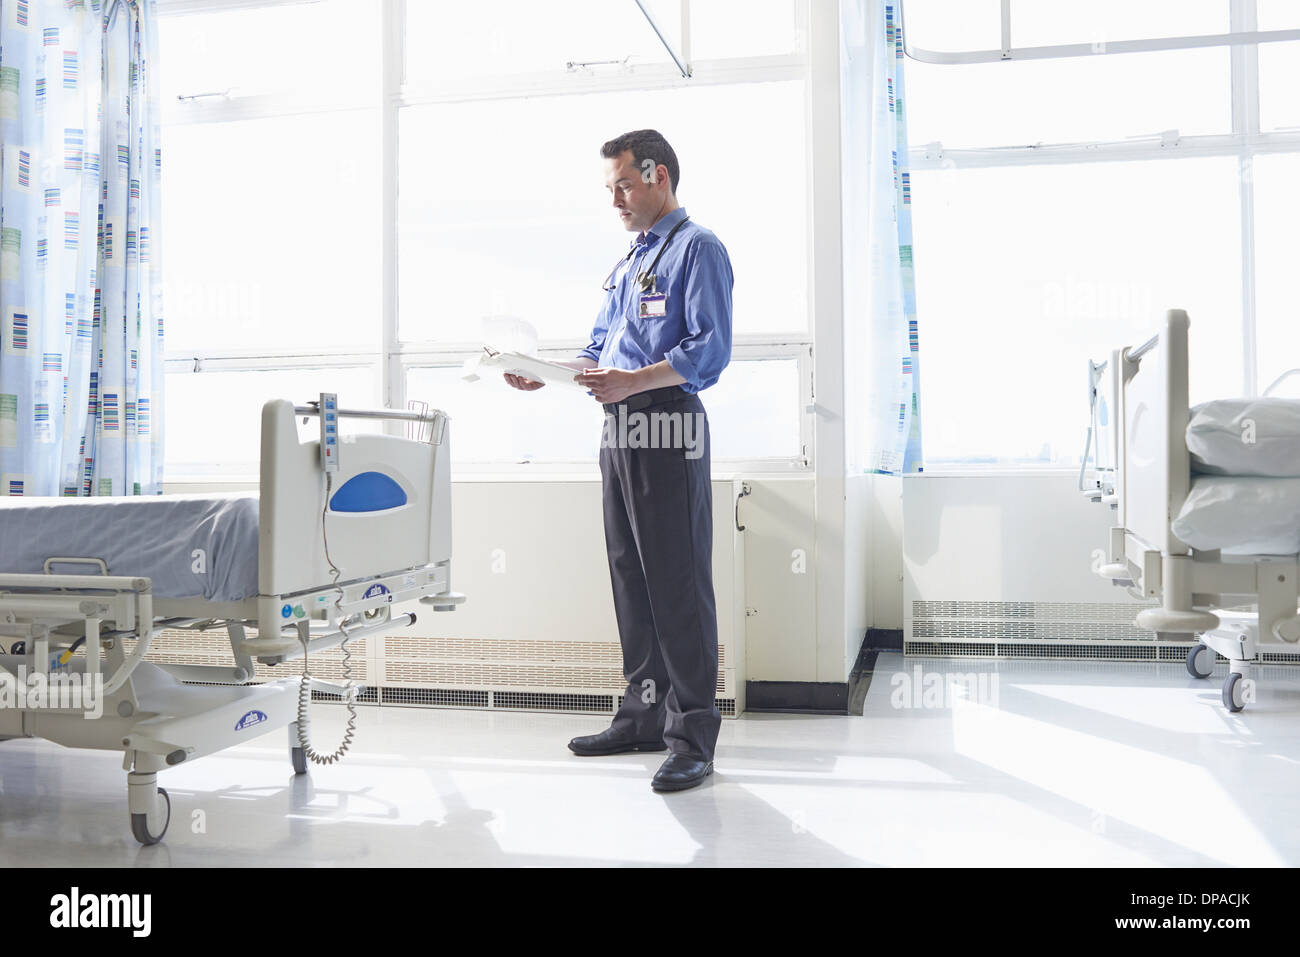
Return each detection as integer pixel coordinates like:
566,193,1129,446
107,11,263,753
1095,310,1300,711
0,398,463,843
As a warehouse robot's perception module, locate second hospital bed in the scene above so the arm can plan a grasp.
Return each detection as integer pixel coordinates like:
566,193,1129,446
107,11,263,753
1088,310,1300,712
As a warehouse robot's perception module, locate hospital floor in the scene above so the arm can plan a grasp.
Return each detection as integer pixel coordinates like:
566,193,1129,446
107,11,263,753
1,651,1298,867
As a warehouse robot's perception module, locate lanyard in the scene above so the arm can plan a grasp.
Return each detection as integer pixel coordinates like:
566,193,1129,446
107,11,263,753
599,214,691,294
635,214,690,294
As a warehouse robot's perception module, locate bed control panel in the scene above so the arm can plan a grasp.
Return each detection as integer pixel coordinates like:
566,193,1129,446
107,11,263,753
319,392,339,473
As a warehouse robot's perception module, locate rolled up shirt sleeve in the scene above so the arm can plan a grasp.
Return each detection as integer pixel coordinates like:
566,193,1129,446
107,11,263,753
665,238,734,392
579,294,615,364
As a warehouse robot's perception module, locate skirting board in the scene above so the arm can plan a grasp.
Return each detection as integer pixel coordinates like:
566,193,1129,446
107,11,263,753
746,628,900,716
745,681,848,714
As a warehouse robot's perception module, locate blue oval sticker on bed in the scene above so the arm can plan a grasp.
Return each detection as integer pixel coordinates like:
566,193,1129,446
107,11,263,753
330,471,407,512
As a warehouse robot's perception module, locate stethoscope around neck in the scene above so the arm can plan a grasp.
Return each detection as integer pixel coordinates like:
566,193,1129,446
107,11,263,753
600,214,691,295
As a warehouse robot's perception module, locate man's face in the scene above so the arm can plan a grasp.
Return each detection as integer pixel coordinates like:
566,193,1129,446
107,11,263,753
604,150,666,234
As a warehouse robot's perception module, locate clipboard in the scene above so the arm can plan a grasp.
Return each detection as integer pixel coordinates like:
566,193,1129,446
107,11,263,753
464,348,587,390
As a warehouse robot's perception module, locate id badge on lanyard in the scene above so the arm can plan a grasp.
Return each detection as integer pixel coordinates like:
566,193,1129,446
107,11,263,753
632,215,689,322
639,292,667,319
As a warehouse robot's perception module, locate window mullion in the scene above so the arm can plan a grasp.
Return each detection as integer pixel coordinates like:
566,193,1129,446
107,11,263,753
680,0,692,64
1232,0,1261,396
382,0,405,421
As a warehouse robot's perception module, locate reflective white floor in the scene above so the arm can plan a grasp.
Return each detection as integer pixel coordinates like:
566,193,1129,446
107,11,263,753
2,651,1299,867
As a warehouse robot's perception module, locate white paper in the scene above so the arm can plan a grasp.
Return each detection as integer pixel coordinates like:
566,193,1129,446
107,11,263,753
465,351,587,390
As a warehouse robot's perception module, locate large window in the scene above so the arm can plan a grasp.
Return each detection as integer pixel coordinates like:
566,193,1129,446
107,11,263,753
159,0,812,480
904,0,1300,467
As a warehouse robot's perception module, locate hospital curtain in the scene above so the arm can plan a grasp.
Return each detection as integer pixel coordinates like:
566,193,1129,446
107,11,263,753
844,0,923,475
0,0,163,496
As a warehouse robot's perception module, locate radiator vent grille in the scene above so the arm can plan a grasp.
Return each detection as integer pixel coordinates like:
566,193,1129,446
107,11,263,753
913,600,1153,622
1261,650,1300,665
1004,642,1156,660
126,629,739,715
141,629,370,681
380,657,731,697
381,660,624,691
905,641,997,657
309,686,380,704
382,687,490,708
388,635,725,669
908,601,1300,665
618,695,737,718
494,692,614,713
911,620,1153,641
910,600,1165,659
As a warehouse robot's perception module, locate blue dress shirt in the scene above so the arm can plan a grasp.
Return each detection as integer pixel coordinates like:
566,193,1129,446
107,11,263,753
579,207,733,393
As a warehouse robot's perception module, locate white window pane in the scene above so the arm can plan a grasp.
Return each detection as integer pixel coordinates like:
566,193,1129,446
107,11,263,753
406,358,799,465
1009,1,1227,48
689,0,804,59
1258,41,1300,132
906,49,1231,147
1257,0,1300,31
398,81,807,343
404,0,680,89
162,111,381,353
902,0,1002,53
407,365,606,464
158,0,377,102
165,366,382,481
911,158,1241,467
704,358,801,460
1251,154,1300,397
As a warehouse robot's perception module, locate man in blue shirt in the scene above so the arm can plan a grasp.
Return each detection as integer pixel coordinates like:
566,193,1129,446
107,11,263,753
504,129,733,792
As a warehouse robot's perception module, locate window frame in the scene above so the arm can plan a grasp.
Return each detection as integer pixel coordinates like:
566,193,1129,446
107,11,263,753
158,0,817,477
906,0,1284,471
901,0,1300,64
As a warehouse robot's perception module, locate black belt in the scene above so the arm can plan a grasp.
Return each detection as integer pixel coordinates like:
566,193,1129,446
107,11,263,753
603,386,689,414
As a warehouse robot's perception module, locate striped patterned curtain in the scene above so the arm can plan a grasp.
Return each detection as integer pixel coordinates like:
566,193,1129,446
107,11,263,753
0,0,163,496
860,0,923,474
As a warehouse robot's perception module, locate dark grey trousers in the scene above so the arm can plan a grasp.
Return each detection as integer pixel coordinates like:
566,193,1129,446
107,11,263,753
599,392,721,762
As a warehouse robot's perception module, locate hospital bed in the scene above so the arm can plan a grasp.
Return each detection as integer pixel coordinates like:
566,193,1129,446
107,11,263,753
1091,310,1300,712
0,396,464,844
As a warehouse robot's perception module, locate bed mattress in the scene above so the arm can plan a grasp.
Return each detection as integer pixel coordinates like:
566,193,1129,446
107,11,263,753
0,493,259,601
1172,476,1300,556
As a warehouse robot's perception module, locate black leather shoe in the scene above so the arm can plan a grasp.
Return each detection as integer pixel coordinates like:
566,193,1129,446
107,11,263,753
568,728,667,756
651,753,714,792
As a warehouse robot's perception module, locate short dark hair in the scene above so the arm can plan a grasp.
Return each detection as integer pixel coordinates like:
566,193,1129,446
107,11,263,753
600,129,680,194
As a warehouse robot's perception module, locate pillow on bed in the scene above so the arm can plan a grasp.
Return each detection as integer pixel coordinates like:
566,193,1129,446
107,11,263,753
1187,397,1300,476
1172,475,1300,555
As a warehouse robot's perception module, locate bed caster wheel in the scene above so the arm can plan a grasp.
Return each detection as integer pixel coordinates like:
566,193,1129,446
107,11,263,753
1186,644,1214,679
130,787,171,846
1222,673,1247,713
291,746,308,775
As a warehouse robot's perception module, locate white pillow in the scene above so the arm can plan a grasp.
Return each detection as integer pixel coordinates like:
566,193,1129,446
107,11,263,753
1172,476,1300,555
1187,397,1300,476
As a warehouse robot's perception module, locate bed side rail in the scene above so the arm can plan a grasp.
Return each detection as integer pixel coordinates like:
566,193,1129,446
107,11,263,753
0,573,155,694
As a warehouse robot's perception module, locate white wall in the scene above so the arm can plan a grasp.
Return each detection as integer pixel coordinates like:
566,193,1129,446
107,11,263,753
901,471,1143,605
845,473,875,657
870,474,905,629
424,476,818,690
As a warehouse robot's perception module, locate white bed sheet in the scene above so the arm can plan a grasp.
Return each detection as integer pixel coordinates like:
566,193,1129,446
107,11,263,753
0,493,259,601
